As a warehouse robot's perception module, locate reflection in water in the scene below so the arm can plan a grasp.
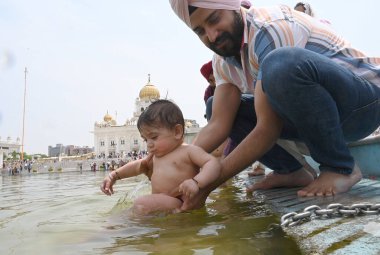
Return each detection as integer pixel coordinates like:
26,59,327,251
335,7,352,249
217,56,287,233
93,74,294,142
0,170,301,255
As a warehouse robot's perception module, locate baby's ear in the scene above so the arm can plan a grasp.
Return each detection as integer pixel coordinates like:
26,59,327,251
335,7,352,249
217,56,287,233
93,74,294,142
174,124,184,139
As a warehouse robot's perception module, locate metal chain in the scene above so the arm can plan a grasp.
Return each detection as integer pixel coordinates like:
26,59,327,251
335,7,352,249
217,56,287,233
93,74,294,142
281,203,380,227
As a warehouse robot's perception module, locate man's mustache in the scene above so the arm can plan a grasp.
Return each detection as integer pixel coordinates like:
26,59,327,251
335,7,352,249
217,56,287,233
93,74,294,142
211,32,231,48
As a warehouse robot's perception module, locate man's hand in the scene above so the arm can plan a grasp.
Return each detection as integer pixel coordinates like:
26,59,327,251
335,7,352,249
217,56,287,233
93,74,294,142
179,187,211,211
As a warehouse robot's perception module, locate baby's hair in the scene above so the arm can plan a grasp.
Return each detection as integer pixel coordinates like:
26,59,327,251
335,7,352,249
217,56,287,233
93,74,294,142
137,99,185,135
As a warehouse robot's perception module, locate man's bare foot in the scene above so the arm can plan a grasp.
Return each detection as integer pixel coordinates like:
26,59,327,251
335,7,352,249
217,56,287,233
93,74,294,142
248,167,265,176
246,166,316,192
297,164,362,197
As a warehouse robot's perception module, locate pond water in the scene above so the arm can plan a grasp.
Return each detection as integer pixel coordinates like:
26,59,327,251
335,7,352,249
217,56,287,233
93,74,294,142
0,170,301,255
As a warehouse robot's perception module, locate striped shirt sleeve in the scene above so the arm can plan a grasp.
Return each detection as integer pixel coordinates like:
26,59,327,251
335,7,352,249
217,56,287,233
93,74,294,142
254,18,311,80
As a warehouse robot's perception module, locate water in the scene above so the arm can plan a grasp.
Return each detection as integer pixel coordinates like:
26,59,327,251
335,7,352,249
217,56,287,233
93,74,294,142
0,170,301,255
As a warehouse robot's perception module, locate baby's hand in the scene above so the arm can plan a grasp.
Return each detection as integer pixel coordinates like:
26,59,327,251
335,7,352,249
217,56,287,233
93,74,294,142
100,172,116,196
179,178,199,198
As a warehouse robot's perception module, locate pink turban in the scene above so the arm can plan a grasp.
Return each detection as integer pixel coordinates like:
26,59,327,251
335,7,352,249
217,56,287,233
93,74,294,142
169,0,242,28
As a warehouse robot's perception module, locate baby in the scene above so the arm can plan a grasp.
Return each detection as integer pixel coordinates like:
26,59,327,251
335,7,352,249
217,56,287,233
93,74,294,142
101,99,221,215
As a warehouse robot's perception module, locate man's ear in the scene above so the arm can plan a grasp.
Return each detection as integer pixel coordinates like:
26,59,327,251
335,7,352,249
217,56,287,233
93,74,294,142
174,124,184,139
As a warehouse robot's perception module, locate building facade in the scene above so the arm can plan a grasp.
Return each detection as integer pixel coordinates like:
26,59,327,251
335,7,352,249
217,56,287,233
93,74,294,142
0,136,21,167
48,144,94,157
93,76,201,158
48,144,65,157
0,136,21,155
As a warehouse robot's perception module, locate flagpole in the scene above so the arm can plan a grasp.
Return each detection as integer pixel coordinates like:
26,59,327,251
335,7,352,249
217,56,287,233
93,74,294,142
21,67,27,161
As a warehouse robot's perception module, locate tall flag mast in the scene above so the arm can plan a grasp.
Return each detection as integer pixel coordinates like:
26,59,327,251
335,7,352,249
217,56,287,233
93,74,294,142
21,67,27,161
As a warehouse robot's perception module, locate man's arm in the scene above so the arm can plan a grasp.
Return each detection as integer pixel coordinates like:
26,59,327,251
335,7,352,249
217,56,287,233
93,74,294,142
189,145,221,189
193,83,241,152
181,80,283,206
220,80,283,182
178,145,221,198
179,83,240,210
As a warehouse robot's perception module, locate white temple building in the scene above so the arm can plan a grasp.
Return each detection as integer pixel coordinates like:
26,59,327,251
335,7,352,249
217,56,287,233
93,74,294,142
0,136,21,167
93,76,201,158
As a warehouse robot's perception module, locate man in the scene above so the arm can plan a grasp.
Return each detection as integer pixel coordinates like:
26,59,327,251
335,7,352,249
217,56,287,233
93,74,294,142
169,0,380,210
201,59,266,175
294,2,314,16
200,60,216,104
294,2,331,25
201,60,229,158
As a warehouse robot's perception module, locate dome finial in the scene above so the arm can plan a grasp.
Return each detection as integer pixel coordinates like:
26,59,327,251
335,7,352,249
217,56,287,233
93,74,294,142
139,75,160,99
103,111,113,122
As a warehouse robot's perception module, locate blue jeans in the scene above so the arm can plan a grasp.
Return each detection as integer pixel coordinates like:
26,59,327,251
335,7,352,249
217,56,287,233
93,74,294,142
261,47,380,174
206,94,304,174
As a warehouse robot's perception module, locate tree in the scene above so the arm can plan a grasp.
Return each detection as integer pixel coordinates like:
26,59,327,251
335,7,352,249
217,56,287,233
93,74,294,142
11,151,18,159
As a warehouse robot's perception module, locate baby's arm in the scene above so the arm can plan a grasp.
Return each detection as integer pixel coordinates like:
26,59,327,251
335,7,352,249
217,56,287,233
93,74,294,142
179,145,221,198
101,154,153,196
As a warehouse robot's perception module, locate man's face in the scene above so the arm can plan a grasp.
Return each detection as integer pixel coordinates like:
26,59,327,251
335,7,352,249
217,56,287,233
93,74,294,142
190,8,244,57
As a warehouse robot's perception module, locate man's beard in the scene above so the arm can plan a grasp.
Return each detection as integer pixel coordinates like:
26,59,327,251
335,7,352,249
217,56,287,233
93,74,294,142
209,12,244,57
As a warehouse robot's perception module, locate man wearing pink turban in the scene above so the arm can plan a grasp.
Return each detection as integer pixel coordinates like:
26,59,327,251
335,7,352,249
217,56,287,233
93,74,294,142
169,0,241,28
168,0,380,210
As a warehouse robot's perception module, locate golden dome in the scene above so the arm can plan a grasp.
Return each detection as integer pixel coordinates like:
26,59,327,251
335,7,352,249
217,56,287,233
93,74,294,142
103,112,113,122
139,74,160,99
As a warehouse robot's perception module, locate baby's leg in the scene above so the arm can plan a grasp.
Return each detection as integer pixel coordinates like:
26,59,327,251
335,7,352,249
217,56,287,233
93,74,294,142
132,194,183,215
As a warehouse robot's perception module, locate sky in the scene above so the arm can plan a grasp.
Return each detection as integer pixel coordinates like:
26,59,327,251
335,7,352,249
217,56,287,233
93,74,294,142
1,0,379,154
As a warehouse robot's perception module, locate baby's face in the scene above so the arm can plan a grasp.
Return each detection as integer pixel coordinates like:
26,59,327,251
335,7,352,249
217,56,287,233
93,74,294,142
140,125,180,158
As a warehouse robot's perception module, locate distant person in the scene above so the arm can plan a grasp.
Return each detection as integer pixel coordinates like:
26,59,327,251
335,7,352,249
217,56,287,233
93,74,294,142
27,161,32,173
241,0,252,9
101,99,221,215
7,164,12,175
201,60,216,106
294,2,331,25
294,2,315,17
